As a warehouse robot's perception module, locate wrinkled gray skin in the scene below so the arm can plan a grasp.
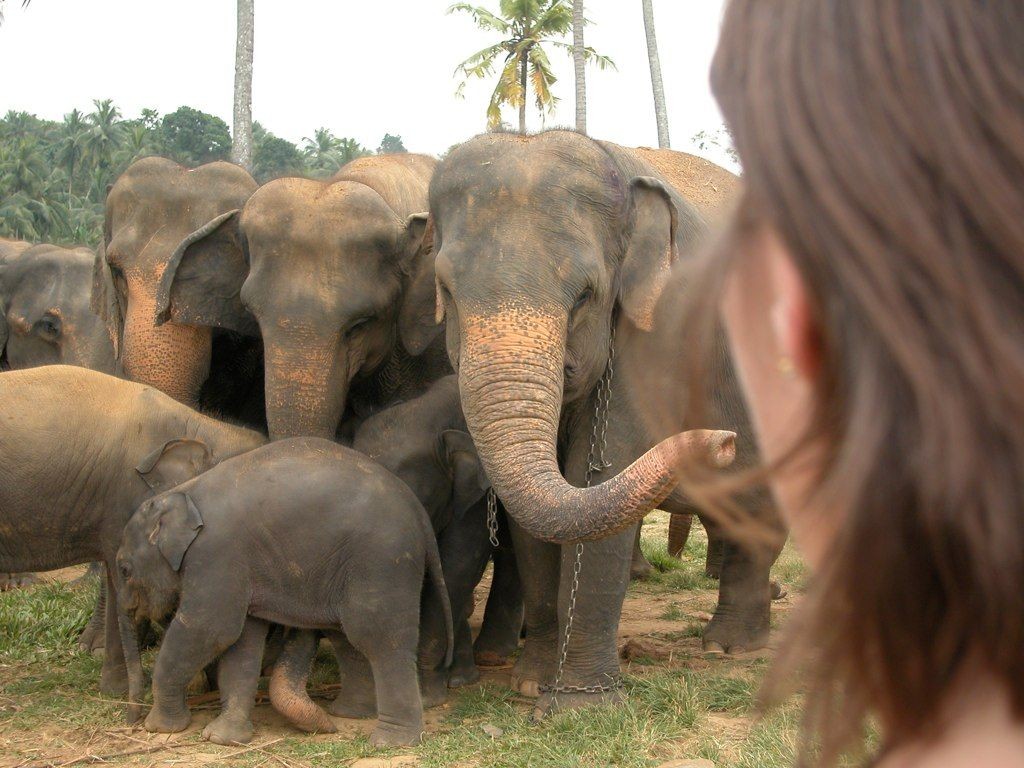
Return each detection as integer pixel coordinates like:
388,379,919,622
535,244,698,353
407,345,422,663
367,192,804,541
0,366,265,715
428,131,783,715
0,244,116,373
116,438,452,747
155,153,451,443
351,375,523,705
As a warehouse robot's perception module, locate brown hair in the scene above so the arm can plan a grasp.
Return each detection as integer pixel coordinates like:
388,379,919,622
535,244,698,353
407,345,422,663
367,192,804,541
671,1,1024,765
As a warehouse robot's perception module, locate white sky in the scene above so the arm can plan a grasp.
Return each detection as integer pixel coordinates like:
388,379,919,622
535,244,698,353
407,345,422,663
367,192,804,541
0,0,734,166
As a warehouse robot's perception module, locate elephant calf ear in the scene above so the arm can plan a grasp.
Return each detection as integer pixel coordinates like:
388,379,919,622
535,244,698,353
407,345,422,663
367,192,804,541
155,210,258,337
619,176,702,332
398,213,444,356
137,438,214,493
149,493,204,572
441,429,490,522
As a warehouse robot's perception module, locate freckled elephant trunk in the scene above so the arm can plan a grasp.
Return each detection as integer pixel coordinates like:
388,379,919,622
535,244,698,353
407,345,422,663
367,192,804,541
263,333,349,442
122,290,211,406
458,309,735,543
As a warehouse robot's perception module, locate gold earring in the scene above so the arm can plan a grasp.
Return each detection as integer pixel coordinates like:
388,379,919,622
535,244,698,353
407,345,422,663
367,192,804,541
776,356,796,377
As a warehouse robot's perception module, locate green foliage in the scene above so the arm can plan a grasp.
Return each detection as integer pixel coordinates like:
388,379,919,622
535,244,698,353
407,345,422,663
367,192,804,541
0,581,94,662
449,0,615,131
377,132,407,154
159,105,232,166
0,102,391,246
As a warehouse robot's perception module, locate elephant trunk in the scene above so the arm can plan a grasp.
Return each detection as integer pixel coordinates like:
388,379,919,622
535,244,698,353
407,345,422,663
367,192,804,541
263,332,348,441
458,309,735,543
121,289,211,406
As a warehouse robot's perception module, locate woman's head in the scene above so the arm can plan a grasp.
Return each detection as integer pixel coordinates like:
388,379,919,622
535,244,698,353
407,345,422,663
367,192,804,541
688,0,1024,762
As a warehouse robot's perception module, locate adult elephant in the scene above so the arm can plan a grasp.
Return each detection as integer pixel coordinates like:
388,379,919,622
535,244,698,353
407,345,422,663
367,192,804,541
427,131,776,714
0,237,31,263
1,244,116,373
154,153,450,441
91,157,265,425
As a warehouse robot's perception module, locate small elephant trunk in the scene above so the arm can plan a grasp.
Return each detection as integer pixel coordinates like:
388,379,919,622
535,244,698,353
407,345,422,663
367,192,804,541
457,309,736,543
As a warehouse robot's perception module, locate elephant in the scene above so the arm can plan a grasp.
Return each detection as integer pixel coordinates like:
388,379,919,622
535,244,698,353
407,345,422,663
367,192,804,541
116,437,452,747
154,153,451,442
0,244,116,373
91,157,266,426
0,365,265,708
351,374,524,702
0,237,31,264
425,130,756,714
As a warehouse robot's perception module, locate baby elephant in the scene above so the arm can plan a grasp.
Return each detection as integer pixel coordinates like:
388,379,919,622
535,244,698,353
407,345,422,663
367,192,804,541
117,438,452,747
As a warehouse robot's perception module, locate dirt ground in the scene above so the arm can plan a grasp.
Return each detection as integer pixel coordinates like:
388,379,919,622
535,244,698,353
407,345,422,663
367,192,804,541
0,514,799,768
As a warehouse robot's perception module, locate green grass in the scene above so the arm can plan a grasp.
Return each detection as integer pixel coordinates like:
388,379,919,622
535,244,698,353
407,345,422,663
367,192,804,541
0,524,810,768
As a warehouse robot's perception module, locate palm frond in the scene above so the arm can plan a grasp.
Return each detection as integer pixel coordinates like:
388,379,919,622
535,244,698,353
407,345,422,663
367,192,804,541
453,41,509,79
447,3,510,34
551,40,617,70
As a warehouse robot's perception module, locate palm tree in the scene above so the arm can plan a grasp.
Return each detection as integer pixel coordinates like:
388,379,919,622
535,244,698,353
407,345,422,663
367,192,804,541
641,0,670,148
572,0,586,133
0,0,31,26
449,0,613,133
83,99,125,173
231,0,254,172
302,127,343,175
55,109,87,197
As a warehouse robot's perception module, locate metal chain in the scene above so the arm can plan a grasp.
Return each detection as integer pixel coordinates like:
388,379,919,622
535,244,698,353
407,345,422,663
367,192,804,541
541,324,622,700
486,488,500,548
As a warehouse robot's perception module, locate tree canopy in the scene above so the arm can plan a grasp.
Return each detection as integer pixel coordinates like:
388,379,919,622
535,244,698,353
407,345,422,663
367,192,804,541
0,102,393,246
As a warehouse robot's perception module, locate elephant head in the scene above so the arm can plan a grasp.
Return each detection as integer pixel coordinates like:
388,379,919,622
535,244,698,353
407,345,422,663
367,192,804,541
155,155,440,441
0,245,116,373
91,157,257,405
429,132,735,543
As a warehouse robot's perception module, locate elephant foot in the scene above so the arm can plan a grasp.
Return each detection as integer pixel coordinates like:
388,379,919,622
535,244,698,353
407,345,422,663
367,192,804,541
326,688,376,719
629,556,655,582
533,684,626,720
702,611,770,656
0,573,39,591
447,661,480,689
99,665,128,697
770,581,787,600
419,668,450,708
370,720,423,747
202,713,255,745
78,622,105,653
509,634,557,698
474,649,511,667
145,706,191,734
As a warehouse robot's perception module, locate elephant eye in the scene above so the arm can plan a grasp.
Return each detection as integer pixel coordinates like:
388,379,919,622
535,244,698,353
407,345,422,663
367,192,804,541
119,563,132,579
572,288,593,314
35,314,62,342
345,317,373,337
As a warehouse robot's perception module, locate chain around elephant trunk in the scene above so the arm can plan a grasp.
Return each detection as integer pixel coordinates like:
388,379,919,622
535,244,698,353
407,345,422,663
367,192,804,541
486,488,500,547
542,323,622,700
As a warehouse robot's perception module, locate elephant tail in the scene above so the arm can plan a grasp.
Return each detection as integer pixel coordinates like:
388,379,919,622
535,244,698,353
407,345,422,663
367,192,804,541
423,517,454,668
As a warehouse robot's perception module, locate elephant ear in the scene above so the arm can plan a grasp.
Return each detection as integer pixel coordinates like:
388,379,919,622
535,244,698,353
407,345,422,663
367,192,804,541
147,493,203,572
0,264,9,362
619,176,701,332
136,438,214,493
441,429,490,521
154,210,258,337
91,241,124,359
398,212,443,356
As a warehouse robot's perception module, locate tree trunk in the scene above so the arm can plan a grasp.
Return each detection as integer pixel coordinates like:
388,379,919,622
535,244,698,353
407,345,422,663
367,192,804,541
572,0,587,134
519,53,528,134
231,0,254,172
641,0,671,148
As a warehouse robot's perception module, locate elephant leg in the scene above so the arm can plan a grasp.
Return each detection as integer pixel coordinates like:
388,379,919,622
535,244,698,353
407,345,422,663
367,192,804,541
534,525,634,717
0,573,39,591
703,516,727,579
325,631,377,719
343,607,423,747
99,568,128,696
417,572,453,708
78,573,107,653
449,620,478,689
69,561,103,587
474,513,524,666
268,629,336,734
667,513,693,558
629,521,654,581
146,608,244,734
507,518,561,698
203,618,270,745
703,533,784,655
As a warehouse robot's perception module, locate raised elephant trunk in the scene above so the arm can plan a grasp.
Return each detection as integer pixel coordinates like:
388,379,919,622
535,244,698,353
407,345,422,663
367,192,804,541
263,332,349,442
458,308,735,543
122,288,211,406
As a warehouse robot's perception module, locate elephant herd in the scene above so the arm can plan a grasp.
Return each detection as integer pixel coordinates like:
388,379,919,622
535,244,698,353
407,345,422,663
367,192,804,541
0,129,783,746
